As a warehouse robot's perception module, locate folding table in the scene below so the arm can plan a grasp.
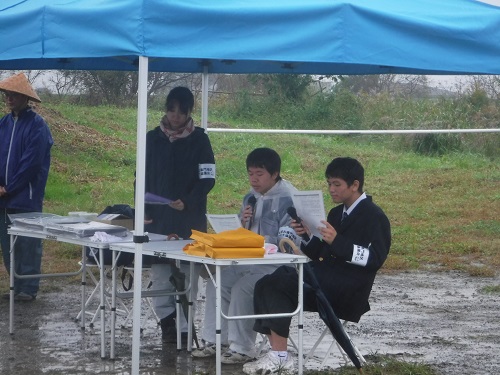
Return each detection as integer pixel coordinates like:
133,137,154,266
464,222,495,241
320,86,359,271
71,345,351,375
110,240,309,375
7,225,128,359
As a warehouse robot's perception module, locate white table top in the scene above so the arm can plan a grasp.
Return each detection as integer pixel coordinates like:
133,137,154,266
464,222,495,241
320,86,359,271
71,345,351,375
110,240,309,266
8,226,127,248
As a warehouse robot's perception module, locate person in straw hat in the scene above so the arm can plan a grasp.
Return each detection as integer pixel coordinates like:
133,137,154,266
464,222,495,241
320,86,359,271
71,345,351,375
0,72,53,301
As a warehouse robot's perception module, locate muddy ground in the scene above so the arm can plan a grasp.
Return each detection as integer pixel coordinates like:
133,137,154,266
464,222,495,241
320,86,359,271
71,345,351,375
0,270,499,375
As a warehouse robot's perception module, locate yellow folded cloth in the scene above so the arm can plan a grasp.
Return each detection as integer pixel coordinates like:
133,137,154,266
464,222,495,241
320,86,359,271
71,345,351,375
183,242,265,258
190,227,264,248
183,227,266,258
206,247,265,259
182,242,208,257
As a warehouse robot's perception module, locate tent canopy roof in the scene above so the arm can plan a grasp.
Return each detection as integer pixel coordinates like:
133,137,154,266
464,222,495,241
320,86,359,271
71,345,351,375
1,0,500,75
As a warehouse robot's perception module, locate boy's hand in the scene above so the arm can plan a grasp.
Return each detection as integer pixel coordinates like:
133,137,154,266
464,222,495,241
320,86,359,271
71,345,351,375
319,220,337,245
241,205,253,227
290,219,311,240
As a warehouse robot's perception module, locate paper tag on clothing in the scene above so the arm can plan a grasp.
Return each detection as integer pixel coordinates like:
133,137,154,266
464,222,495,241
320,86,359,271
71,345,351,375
199,163,216,179
350,245,369,266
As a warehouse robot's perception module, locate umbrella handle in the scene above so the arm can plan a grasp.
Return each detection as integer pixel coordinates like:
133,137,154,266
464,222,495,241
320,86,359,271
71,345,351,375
278,238,300,255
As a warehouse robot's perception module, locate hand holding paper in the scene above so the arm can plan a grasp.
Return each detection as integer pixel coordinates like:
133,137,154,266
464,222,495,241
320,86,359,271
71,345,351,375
291,190,327,239
318,220,338,245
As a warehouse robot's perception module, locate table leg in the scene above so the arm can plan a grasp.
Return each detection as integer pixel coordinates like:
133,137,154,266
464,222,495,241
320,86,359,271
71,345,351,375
80,246,86,330
215,264,222,375
187,261,194,352
298,263,304,375
110,250,117,359
99,248,107,359
175,260,182,351
9,234,16,334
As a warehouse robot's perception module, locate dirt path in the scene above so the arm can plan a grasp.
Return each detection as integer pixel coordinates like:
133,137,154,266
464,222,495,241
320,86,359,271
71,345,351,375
0,270,499,374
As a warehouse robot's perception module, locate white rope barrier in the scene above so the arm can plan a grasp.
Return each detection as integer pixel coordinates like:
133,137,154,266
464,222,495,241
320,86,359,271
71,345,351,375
207,128,500,135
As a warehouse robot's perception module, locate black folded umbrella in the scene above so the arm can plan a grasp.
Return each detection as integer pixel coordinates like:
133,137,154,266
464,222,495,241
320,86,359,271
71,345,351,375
279,238,363,372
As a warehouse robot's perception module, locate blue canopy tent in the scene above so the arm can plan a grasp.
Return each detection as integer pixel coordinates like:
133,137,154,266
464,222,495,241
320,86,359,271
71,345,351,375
1,0,500,75
1,0,500,374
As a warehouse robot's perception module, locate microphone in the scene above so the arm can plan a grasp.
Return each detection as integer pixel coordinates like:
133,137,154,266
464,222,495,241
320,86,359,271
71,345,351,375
286,206,310,241
246,195,257,230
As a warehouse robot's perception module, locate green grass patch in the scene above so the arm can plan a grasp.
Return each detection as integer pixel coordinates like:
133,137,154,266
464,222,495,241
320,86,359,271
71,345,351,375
480,285,500,294
304,354,438,375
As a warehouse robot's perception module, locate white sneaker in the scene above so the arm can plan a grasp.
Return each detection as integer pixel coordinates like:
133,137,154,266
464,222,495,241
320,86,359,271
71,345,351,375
191,342,228,358
243,352,295,374
221,349,254,364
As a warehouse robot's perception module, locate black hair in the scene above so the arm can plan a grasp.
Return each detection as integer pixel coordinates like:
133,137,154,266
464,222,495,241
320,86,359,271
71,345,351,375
165,87,194,115
325,157,364,192
246,148,282,181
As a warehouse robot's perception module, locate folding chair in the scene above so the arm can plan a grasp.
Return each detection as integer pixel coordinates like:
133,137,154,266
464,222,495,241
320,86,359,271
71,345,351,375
75,260,129,328
119,263,160,331
275,238,367,370
303,320,366,369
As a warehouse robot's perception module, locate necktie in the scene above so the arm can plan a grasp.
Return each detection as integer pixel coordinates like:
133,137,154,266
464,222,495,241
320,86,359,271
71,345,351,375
341,211,348,224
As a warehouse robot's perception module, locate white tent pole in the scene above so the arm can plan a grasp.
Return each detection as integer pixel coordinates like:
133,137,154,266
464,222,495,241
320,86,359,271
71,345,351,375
201,64,209,130
131,55,149,375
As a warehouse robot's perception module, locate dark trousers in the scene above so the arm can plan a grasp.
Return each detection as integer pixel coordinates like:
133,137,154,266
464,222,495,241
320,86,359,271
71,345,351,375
253,265,318,338
0,208,43,296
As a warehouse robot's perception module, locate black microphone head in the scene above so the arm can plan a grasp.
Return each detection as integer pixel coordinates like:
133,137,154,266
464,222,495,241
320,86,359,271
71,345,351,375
287,206,298,220
248,195,257,208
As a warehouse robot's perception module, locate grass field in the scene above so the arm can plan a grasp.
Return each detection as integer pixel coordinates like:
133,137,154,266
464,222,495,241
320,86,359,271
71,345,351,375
0,102,497,281
44,103,500,274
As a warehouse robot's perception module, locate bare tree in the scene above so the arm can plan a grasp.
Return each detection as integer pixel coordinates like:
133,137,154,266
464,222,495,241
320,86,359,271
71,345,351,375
0,70,44,85
43,70,200,106
469,75,500,100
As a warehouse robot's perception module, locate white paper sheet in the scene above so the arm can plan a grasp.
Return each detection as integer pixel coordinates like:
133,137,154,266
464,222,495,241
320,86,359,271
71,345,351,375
145,192,173,205
206,214,242,233
291,190,327,239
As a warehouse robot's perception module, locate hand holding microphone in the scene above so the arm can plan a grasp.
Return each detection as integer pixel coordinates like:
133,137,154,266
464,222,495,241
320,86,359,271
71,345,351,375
287,206,310,241
245,195,257,230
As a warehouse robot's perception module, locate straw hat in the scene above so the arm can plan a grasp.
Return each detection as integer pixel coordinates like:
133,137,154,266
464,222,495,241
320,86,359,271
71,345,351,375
0,73,41,103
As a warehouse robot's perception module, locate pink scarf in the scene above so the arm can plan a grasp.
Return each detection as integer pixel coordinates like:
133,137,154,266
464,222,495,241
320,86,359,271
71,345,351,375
160,115,195,142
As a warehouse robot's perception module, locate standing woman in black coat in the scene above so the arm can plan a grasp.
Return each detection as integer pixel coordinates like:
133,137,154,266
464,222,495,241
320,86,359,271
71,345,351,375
143,87,215,344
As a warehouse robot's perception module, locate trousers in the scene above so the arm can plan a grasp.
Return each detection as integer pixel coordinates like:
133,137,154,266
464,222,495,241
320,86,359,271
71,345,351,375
150,262,201,332
0,208,43,296
201,264,280,357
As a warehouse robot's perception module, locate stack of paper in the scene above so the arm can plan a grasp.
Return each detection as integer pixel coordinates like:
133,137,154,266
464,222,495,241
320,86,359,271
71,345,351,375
183,227,265,258
11,214,88,231
44,221,128,238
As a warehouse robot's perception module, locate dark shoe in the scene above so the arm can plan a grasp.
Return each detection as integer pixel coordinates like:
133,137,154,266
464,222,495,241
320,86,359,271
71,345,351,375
181,332,189,345
160,312,176,343
14,292,36,301
160,312,176,329
3,292,36,301
161,326,177,344
161,330,191,345
192,342,217,358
